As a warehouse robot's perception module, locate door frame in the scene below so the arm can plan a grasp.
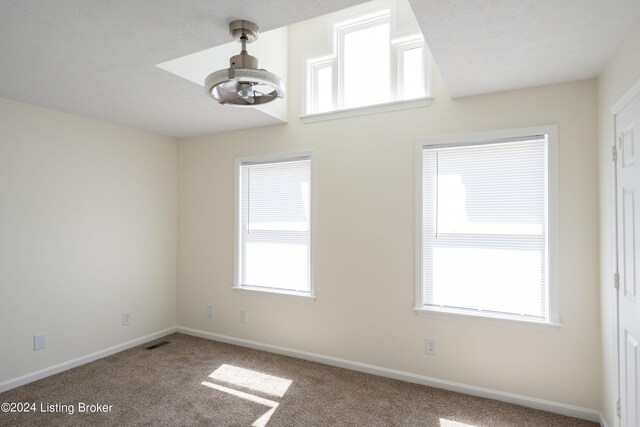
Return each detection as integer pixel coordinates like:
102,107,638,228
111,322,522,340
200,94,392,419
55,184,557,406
611,76,640,427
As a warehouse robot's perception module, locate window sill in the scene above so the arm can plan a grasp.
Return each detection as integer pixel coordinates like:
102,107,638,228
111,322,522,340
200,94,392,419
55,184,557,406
300,97,433,124
232,285,316,302
413,306,562,331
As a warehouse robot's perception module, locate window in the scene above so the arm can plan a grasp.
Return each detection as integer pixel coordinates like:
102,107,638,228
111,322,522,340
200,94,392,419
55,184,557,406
304,3,430,118
235,154,313,297
416,127,558,324
341,12,391,109
395,35,426,100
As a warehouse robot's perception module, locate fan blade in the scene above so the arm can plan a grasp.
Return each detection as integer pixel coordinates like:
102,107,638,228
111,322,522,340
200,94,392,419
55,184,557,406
215,86,241,104
253,89,276,98
217,86,239,98
252,84,274,94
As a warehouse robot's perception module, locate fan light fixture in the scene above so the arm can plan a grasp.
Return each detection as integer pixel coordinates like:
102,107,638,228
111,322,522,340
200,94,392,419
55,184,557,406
204,20,285,107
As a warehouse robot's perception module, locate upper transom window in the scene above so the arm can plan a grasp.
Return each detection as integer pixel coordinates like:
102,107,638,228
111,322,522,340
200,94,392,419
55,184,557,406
304,1,430,118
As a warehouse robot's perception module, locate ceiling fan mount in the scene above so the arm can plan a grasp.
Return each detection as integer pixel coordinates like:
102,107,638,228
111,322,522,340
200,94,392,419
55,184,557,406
229,20,259,43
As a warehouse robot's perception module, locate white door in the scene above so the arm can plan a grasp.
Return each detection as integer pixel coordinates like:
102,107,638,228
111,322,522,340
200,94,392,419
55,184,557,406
616,90,640,427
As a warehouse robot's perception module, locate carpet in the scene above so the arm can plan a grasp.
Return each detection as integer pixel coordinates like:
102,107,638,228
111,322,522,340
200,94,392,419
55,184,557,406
0,333,597,426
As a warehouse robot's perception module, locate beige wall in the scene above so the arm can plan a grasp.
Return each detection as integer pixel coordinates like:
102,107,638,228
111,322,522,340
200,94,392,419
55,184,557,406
597,14,640,427
0,2,607,414
0,98,178,384
177,12,602,410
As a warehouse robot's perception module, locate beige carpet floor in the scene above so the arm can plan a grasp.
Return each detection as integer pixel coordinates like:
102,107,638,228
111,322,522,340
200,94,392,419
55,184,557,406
0,333,597,426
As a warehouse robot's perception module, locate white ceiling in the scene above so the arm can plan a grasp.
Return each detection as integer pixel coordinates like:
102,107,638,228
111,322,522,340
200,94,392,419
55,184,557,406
0,0,365,138
410,0,640,98
0,0,638,137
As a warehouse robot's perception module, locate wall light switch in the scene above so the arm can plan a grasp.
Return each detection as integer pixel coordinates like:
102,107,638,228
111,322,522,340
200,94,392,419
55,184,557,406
34,333,46,351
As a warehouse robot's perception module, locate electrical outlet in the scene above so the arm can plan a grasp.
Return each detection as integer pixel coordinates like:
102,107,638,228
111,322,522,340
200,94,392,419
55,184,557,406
425,338,436,355
239,310,247,323
122,312,131,326
206,305,214,318
34,333,46,351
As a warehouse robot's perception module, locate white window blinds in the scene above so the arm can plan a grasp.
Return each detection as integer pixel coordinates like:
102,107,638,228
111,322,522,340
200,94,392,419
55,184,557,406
239,157,311,294
421,136,548,320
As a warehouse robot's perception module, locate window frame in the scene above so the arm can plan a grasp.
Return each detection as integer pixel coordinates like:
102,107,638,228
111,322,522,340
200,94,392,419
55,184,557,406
233,151,316,300
308,56,336,115
414,126,560,326
393,34,428,101
302,3,432,122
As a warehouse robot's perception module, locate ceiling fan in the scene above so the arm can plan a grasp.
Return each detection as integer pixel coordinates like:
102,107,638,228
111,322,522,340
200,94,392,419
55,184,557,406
204,20,285,107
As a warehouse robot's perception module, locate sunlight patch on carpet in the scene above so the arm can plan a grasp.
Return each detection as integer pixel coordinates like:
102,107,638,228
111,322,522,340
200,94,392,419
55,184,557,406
209,364,292,397
439,418,478,427
202,364,293,426
202,381,279,427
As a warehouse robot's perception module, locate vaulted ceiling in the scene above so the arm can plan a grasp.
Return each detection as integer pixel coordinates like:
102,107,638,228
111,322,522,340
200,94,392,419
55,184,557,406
0,0,638,138
412,0,640,98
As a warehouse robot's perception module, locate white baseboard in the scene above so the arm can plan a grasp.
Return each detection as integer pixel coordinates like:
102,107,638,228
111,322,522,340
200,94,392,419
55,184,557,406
1,325,607,425
0,327,177,394
178,326,602,424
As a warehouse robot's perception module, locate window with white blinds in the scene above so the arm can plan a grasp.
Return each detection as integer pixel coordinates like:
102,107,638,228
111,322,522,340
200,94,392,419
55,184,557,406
236,155,312,296
419,132,556,322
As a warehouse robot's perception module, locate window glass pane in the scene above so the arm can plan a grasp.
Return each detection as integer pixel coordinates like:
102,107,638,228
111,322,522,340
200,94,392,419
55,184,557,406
402,47,425,99
432,245,543,316
422,138,547,319
343,23,390,108
240,158,311,293
316,66,333,113
245,236,309,291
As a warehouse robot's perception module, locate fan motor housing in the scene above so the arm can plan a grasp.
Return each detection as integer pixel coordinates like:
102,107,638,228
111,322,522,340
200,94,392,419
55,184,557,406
230,52,258,69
